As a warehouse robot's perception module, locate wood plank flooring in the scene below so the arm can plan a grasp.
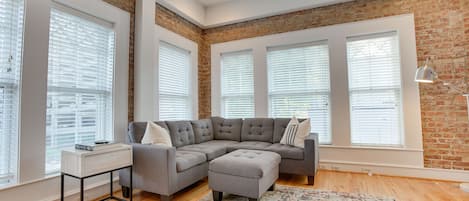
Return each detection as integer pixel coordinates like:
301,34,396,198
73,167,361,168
102,170,469,201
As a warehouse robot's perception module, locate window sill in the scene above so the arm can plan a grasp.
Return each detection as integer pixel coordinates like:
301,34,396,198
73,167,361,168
319,144,423,152
0,173,61,191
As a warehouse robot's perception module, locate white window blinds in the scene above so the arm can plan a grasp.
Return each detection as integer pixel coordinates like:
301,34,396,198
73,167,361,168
0,0,23,186
346,31,403,146
158,41,193,120
46,7,115,173
267,42,331,144
221,50,254,118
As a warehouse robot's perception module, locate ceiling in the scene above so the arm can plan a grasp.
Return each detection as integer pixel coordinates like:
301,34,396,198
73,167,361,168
196,0,233,7
156,0,353,28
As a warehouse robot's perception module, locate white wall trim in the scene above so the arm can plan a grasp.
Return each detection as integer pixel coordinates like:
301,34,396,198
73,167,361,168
51,0,131,166
319,160,469,182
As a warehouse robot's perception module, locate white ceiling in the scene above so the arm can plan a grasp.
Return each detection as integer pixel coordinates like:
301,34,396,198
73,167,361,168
156,0,353,28
196,0,233,7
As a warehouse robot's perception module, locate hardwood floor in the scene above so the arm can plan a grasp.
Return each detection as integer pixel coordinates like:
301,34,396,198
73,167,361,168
104,170,469,201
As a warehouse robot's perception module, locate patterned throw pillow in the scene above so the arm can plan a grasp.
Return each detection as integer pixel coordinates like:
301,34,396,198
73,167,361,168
280,117,311,148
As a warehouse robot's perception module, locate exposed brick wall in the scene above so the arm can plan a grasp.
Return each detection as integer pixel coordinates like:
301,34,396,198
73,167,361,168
103,0,136,122
199,0,469,170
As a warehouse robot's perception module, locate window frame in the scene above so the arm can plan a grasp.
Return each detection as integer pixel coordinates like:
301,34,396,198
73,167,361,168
157,40,194,120
211,14,421,152
346,31,404,147
155,25,198,121
0,0,25,187
44,3,117,174
220,49,255,118
266,41,332,144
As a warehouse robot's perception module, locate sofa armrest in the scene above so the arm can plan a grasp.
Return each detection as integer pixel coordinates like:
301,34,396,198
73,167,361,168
119,143,177,196
304,133,319,174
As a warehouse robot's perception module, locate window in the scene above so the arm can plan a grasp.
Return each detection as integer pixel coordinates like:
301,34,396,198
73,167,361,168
346,31,402,146
0,0,24,186
158,41,193,120
46,7,115,173
267,42,331,144
220,50,254,118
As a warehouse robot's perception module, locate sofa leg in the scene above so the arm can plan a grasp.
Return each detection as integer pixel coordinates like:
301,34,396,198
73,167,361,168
248,198,258,201
160,195,173,201
212,191,223,201
121,186,130,198
268,183,275,191
308,176,315,185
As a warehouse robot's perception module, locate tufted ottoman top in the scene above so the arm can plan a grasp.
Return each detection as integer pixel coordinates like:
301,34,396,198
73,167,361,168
209,149,280,178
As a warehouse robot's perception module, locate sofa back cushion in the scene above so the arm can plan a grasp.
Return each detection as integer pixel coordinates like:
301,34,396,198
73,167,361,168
211,117,242,141
166,121,195,148
241,118,274,143
128,121,169,143
191,119,214,143
273,118,307,143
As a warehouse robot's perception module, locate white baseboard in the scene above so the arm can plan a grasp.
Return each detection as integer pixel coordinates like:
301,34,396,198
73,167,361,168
319,160,469,182
39,178,120,201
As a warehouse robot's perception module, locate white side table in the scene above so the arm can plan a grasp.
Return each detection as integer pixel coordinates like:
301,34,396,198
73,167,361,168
60,143,133,201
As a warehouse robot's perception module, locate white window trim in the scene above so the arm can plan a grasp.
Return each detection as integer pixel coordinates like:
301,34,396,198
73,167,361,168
211,14,423,167
16,0,129,186
154,25,198,120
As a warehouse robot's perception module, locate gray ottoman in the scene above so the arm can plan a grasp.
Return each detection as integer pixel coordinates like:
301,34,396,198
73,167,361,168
208,149,281,201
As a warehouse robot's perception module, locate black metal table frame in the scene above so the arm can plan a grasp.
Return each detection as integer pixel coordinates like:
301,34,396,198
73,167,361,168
61,165,132,201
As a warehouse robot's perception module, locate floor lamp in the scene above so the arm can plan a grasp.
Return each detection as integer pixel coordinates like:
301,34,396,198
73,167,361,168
414,58,469,192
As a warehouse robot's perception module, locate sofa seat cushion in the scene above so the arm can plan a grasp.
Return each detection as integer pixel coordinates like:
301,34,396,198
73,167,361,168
178,140,237,160
209,149,281,178
265,143,304,160
226,141,272,152
176,151,207,172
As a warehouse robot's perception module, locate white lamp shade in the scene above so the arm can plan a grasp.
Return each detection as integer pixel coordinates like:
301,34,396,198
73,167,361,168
414,65,436,83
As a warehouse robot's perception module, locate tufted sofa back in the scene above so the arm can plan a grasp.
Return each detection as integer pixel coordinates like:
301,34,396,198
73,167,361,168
241,118,274,143
211,117,243,141
127,121,169,143
191,119,214,143
166,121,195,148
127,117,297,146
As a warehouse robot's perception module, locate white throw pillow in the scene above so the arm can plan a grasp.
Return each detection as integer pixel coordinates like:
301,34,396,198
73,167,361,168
141,121,172,147
280,117,311,148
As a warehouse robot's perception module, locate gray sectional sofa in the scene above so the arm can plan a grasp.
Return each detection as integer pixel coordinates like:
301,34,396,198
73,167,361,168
119,117,319,201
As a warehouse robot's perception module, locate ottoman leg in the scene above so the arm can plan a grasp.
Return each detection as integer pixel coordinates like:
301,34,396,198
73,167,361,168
308,176,315,185
212,191,223,201
268,183,275,191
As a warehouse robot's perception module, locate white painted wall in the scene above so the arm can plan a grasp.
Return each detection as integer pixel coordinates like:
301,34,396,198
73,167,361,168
211,14,424,168
0,0,130,200
134,0,157,121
